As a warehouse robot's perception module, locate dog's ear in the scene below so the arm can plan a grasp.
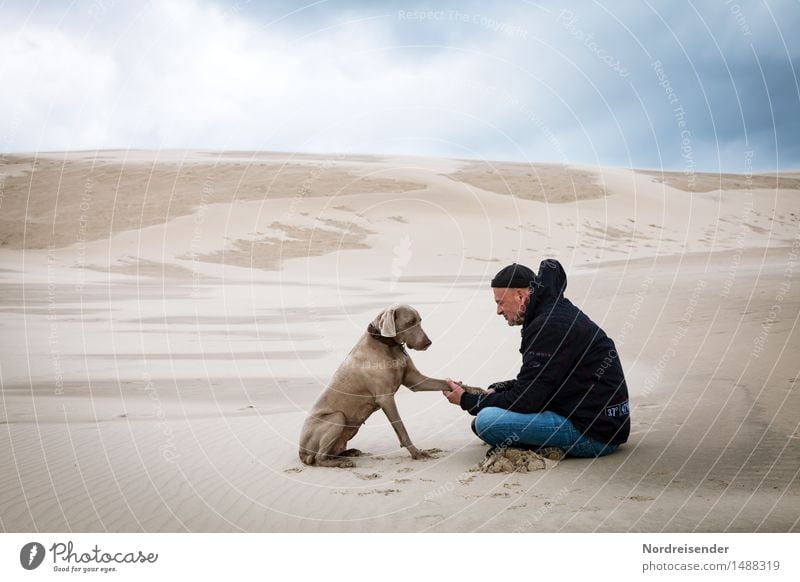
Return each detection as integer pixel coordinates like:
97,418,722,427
373,307,397,337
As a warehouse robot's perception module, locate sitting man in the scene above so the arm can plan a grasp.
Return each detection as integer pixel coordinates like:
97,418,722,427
443,259,630,458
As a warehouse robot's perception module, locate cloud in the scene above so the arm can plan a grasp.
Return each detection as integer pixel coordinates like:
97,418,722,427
0,23,116,150
1,0,797,171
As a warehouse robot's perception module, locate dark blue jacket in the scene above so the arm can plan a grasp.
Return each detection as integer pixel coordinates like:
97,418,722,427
460,259,630,446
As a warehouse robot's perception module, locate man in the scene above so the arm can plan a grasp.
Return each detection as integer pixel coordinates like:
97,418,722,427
443,259,629,458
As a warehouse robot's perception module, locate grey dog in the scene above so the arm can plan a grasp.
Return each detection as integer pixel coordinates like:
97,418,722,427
299,304,484,467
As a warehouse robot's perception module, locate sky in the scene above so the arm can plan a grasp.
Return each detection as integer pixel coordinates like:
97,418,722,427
1,0,798,172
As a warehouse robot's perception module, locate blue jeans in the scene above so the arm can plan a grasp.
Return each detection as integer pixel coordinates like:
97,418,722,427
472,407,618,458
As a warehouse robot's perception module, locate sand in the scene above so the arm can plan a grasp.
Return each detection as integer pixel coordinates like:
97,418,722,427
450,162,607,203
0,151,421,250
1,151,798,532
637,168,800,193
469,448,559,473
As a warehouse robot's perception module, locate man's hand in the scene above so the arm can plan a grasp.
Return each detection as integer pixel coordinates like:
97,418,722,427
443,378,465,405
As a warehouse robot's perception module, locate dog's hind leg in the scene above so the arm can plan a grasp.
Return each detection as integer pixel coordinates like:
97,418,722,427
299,417,320,465
334,424,364,457
313,456,354,468
313,412,355,468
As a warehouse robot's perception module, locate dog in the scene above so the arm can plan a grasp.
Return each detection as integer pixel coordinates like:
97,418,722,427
298,304,484,467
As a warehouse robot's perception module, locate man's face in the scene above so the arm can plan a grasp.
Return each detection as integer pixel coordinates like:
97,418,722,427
493,287,530,326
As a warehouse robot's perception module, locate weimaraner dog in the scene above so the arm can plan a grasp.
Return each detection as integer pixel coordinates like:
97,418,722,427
299,304,484,467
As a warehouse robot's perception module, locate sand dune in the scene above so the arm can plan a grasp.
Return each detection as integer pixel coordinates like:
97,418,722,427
0,151,421,249
1,151,798,532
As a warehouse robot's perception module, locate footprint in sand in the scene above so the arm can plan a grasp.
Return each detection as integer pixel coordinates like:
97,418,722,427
626,495,655,502
397,467,414,473
357,488,400,496
284,467,303,474
354,473,381,480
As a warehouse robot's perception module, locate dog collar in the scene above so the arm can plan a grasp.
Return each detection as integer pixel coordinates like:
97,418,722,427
367,323,402,349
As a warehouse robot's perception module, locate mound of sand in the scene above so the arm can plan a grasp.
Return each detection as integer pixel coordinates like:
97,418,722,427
469,447,563,473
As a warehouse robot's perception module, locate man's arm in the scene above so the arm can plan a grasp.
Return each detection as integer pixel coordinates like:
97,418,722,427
459,323,590,416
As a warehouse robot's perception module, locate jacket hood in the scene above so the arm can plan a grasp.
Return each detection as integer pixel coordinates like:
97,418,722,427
526,259,567,321
536,259,567,299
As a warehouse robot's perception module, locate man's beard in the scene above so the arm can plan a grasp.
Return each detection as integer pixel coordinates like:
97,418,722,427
508,300,528,326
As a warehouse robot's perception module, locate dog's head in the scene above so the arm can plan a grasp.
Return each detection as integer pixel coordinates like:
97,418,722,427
371,304,432,351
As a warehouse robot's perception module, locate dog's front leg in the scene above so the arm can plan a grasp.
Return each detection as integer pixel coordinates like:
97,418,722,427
402,365,451,392
377,395,428,459
403,365,485,394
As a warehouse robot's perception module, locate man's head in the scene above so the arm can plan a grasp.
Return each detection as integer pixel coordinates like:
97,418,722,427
491,263,536,326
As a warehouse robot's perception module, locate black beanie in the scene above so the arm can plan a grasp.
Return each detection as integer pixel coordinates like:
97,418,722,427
491,263,536,288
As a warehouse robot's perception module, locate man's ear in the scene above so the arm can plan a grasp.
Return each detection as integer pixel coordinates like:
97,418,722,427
372,307,397,337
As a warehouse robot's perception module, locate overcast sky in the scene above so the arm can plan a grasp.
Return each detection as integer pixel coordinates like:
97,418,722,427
1,0,798,171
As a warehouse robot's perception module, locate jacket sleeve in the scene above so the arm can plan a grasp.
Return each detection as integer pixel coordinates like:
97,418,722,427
487,379,516,393
460,323,588,416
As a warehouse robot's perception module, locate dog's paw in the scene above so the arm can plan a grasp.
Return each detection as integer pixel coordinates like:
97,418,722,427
409,447,443,460
461,384,487,395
